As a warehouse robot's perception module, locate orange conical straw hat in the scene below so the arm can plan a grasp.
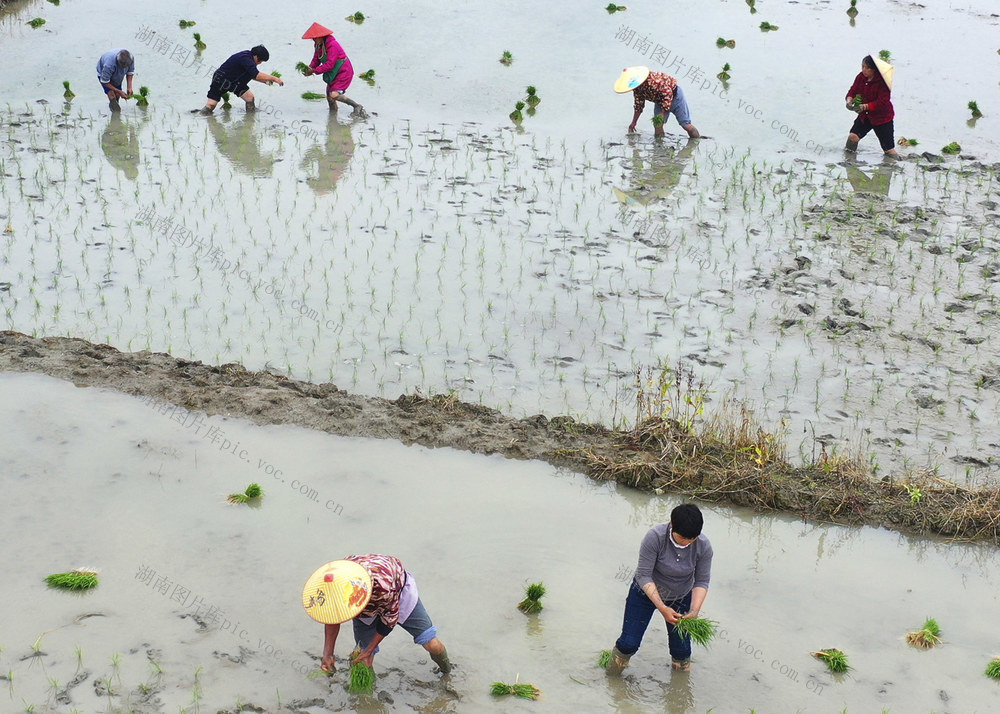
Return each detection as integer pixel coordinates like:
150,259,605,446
302,22,333,40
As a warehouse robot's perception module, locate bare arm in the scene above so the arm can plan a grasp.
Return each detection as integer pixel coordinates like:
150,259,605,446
684,586,708,617
641,581,683,625
321,622,340,671
255,72,284,85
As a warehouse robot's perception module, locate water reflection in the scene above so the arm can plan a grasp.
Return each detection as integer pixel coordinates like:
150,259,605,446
845,162,894,197
206,113,277,177
100,114,141,180
300,114,356,194
614,138,698,207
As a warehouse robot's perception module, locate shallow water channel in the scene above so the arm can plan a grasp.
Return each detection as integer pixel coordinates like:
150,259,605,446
2,372,999,712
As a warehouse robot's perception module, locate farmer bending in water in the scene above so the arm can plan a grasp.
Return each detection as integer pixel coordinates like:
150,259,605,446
199,45,283,114
844,54,896,156
303,555,452,674
616,67,700,139
301,22,368,118
96,49,134,112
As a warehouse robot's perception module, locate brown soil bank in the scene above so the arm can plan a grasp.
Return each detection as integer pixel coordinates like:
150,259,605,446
3,330,998,546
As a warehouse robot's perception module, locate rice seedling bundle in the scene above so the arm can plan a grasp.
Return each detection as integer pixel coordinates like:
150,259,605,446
986,658,1000,680
759,21,778,31
348,661,375,692
346,11,365,23
359,69,376,81
135,86,150,107
28,18,46,28
905,617,941,649
968,101,982,118
847,0,858,17
673,616,718,646
941,142,961,155
45,569,98,591
62,81,74,99
597,649,612,668
717,63,731,81
490,681,541,699
302,92,325,100
227,483,263,503
193,33,206,50
812,648,849,673
605,3,627,13
525,86,540,106
499,50,513,66
879,49,892,62
517,582,545,613
179,20,196,28
296,62,310,75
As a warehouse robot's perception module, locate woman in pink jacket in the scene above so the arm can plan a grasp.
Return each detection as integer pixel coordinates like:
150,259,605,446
302,22,368,118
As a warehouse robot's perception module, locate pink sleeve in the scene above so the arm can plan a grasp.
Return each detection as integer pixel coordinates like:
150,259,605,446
312,36,346,74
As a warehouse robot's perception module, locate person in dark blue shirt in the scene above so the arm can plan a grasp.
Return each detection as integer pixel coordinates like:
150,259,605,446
199,45,283,114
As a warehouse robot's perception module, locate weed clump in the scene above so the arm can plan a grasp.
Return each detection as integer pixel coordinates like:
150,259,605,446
348,661,375,692
812,648,849,673
517,582,545,613
228,483,263,504
45,569,99,591
673,616,719,646
941,142,962,155
491,681,540,699
906,617,941,649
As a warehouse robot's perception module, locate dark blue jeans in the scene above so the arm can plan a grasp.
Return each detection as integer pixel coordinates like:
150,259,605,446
615,581,693,661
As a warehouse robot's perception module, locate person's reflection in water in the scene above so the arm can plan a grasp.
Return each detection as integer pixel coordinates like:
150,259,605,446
99,114,141,180
661,668,695,713
845,161,894,197
206,112,277,178
300,113,356,194
614,137,698,208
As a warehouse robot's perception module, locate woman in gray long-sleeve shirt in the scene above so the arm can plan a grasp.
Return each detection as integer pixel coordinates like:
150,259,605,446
606,503,713,674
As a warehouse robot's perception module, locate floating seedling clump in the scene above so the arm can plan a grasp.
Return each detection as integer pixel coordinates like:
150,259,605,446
193,33,206,50
346,11,366,24
45,569,99,591
905,617,941,649
847,0,859,17
509,101,525,123
302,91,325,100
499,50,513,66
812,648,849,673
135,86,150,107
517,582,545,612
717,63,732,81
359,69,376,82
759,21,778,31
606,3,627,12
986,658,1000,680
878,49,892,62
968,101,982,118
716,37,736,48
897,136,918,146
62,81,75,100
525,86,540,107
27,18,46,28
348,661,375,693
746,0,758,13
179,19,196,28
941,141,962,155
673,616,719,646
597,650,612,668
227,483,263,504
490,681,541,699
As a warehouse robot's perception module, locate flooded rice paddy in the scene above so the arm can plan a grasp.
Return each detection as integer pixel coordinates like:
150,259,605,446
3,0,1000,710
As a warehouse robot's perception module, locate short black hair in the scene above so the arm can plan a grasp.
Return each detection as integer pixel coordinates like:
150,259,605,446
670,503,703,539
252,45,270,62
862,55,877,71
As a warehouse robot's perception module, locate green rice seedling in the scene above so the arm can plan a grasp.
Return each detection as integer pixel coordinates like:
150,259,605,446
651,114,665,127
359,69,376,81
605,3,627,12
193,33,206,50
296,61,310,75
905,617,941,649
491,681,541,699
759,21,778,31
348,661,375,693
986,657,1000,680
228,483,263,503
499,50,513,66
179,20,196,28
135,86,150,107
941,142,961,155
847,0,858,17
62,81,74,100
271,70,282,78
221,92,232,109
45,569,98,591
509,101,525,123
968,101,982,118
517,582,545,613
302,91,325,100
879,49,891,62
525,86,540,106
812,648,849,673
717,63,732,81
853,93,864,108
597,650,612,668
673,616,718,646
27,18,46,28
47,0,59,4
346,11,365,23
716,37,736,48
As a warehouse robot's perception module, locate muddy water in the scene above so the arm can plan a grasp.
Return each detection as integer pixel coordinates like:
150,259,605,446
2,372,999,712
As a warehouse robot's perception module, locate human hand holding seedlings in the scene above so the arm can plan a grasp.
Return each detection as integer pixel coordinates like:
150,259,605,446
351,637,381,668
256,72,283,86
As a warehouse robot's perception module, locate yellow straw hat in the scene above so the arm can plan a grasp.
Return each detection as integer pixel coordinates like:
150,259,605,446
872,56,894,90
614,66,650,94
302,560,372,624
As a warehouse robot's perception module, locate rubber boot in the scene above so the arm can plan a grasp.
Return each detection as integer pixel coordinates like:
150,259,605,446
430,646,452,674
845,138,859,152
605,646,631,676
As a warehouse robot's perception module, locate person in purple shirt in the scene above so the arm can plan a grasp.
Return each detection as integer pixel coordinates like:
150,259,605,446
198,45,283,114
96,49,134,112
606,503,714,675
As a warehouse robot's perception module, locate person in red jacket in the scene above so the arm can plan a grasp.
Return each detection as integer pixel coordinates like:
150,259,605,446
845,55,896,156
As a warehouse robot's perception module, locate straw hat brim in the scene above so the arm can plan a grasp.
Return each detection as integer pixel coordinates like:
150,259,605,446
302,560,372,624
302,22,333,40
872,56,894,91
614,66,650,94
